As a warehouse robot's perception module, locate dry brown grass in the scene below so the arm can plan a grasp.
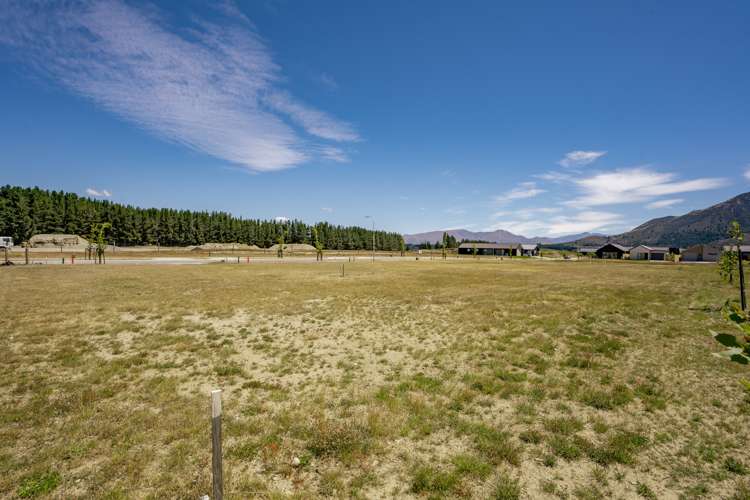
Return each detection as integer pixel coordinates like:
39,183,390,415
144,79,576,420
1,259,749,499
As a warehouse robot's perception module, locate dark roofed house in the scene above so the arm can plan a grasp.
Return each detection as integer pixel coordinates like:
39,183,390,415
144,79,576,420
595,243,628,259
457,242,522,256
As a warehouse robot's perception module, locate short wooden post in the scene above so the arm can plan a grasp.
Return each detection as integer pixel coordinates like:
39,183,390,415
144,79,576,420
211,389,224,500
25,245,29,265
341,264,344,277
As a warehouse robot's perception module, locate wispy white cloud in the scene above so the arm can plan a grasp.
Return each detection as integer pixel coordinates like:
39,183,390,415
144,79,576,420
558,150,606,168
494,182,545,204
264,91,359,142
535,170,573,183
489,211,624,237
318,146,350,163
492,207,561,220
320,207,333,213
86,187,112,198
564,168,726,208
646,198,683,210
744,166,750,180
0,0,357,172
315,72,338,91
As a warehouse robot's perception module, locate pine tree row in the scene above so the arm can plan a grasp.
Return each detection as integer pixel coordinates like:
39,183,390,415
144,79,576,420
0,185,404,251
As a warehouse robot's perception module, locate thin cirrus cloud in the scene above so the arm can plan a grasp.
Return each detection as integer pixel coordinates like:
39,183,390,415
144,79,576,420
564,168,726,208
646,198,683,210
86,188,112,198
489,211,624,237
558,150,607,168
494,182,546,204
0,0,358,172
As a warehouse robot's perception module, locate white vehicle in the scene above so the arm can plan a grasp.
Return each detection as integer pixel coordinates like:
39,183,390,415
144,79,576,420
0,236,13,249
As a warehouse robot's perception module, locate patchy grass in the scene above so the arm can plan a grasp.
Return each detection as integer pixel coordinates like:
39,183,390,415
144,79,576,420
1,259,749,498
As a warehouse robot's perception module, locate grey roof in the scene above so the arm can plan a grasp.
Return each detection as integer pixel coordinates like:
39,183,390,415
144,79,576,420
722,245,750,252
520,244,539,250
597,243,629,252
458,242,521,249
579,247,599,253
631,245,671,252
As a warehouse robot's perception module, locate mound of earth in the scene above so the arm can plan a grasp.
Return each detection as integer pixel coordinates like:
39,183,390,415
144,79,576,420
267,243,317,252
191,243,260,251
29,234,89,247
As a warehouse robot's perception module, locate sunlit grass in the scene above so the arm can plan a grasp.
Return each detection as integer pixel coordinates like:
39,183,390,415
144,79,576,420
1,259,749,498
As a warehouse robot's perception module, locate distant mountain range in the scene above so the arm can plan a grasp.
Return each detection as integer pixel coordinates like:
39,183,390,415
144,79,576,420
402,229,601,246
406,191,750,248
576,191,750,247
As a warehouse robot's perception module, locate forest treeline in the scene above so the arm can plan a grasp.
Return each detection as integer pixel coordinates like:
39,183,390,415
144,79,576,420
0,186,404,250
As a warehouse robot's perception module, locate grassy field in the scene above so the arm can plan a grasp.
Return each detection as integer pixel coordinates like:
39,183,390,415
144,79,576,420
1,259,749,499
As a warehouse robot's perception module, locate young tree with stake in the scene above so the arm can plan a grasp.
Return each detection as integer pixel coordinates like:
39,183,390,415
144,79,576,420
729,221,746,310
312,227,324,261
90,222,111,264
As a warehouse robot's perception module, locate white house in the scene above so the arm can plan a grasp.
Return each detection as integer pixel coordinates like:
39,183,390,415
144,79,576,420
629,245,671,261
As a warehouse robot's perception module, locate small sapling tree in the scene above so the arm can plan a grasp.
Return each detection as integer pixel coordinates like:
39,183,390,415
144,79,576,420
719,249,738,284
399,239,405,257
312,227,323,261
729,221,746,310
442,232,448,260
277,231,285,259
90,222,111,264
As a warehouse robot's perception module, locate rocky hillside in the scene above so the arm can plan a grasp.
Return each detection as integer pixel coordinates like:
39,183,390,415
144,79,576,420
579,192,750,247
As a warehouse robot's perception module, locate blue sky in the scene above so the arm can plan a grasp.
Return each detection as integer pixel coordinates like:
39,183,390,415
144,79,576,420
1,1,749,237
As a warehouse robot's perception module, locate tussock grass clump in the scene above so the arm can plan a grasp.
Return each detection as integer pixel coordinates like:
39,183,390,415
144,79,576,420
305,417,373,462
546,416,584,435
588,430,649,465
17,471,60,498
581,384,634,410
410,465,460,495
464,422,522,466
492,471,522,500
